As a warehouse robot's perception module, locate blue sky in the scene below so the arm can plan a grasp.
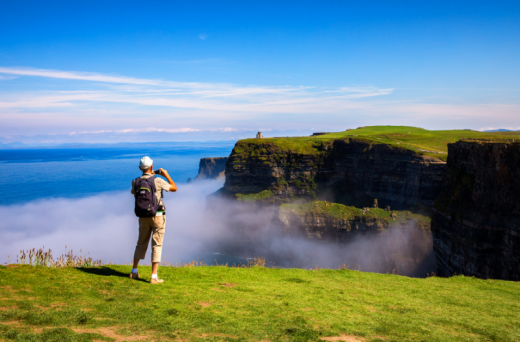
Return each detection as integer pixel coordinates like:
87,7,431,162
1,1,519,143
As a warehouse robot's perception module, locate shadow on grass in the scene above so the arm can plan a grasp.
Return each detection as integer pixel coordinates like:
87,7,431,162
77,266,149,283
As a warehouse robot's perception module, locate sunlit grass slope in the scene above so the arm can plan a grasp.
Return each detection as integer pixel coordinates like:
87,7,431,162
1,265,519,341
237,126,520,161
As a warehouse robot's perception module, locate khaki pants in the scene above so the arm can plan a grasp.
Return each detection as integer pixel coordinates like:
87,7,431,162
133,216,166,263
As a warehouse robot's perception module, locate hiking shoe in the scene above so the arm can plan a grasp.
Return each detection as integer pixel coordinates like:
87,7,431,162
150,278,164,284
129,272,140,280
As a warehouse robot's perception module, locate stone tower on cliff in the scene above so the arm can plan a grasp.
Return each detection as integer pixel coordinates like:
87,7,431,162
256,132,264,139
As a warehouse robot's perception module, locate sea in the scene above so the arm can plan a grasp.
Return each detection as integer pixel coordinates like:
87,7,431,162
0,142,241,265
0,142,235,205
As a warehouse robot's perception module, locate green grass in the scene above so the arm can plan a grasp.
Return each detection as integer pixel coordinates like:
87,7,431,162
280,201,430,228
1,265,519,341
237,126,520,161
235,190,274,202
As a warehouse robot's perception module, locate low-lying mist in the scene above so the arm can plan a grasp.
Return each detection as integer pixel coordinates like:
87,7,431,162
0,180,436,276
0,181,222,265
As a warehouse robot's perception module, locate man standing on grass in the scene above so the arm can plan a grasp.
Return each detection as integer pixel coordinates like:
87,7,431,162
130,156,177,284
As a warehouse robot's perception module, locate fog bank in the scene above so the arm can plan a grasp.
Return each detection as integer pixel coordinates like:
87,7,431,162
0,180,436,276
0,181,222,265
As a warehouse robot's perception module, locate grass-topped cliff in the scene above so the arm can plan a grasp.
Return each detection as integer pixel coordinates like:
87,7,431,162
271,201,434,274
279,200,430,229
235,126,520,162
225,126,451,208
1,265,519,341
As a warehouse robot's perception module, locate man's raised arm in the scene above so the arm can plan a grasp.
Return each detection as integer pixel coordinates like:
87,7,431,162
157,168,177,192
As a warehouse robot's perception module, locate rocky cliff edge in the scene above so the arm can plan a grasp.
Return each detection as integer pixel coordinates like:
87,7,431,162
224,137,446,210
431,140,520,280
194,157,228,181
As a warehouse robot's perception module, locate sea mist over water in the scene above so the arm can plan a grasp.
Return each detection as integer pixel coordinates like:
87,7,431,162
0,181,223,265
202,193,437,276
0,180,436,276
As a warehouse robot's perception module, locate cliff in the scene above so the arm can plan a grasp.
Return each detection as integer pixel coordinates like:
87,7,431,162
223,125,520,208
214,127,520,276
320,139,446,208
194,157,228,181
272,200,431,240
431,141,520,280
224,137,446,210
269,200,435,276
224,140,322,203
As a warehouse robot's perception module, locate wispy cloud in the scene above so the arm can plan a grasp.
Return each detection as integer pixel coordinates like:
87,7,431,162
0,66,519,139
0,67,393,115
198,34,208,40
73,127,240,135
0,67,307,97
0,66,200,87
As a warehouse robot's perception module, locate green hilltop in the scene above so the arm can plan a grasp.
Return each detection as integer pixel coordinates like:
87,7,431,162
1,265,519,341
236,126,520,161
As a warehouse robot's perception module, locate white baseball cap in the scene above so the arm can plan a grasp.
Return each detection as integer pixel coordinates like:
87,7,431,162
139,156,153,170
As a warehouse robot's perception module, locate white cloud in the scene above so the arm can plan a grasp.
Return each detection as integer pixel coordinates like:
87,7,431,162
0,67,170,86
1,66,519,137
0,67,394,118
479,126,520,131
71,127,241,136
0,67,312,99
198,34,207,40
115,127,200,134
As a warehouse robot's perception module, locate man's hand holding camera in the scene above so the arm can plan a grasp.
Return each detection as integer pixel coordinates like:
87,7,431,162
155,168,176,192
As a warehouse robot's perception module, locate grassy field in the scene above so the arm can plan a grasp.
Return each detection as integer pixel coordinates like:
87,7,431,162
1,264,519,342
237,126,520,161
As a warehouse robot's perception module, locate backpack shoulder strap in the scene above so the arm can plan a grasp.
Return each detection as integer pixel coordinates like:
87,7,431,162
145,176,157,191
134,175,156,193
147,176,158,205
133,176,143,193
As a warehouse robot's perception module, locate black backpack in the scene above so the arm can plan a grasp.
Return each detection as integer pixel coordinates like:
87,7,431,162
133,176,158,217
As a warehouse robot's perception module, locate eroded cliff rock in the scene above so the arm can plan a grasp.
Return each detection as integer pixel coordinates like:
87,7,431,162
272,200,430,240
194,157,228,181
431,141,520,280
223,141,321,201
224,138,446,210
269,200,436,276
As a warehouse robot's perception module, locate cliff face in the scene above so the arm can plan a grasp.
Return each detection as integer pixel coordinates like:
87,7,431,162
431,141,520,280
272,201,431,239
224,138,446,209
194,157,228,181
224,141,322,201
269,201,435,276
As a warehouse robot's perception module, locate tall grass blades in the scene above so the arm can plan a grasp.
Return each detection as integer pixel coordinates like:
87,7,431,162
16,246,102,268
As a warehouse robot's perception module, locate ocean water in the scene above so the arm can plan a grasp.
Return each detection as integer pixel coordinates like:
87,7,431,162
0,142,234,205
0,142,235,265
